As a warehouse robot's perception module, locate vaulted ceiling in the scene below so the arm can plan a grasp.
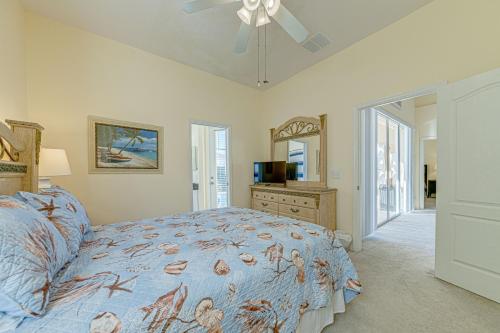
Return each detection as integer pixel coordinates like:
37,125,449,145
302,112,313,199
21,0,433,89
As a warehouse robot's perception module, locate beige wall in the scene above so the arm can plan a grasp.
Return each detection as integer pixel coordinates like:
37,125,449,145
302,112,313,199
416,104,437,139
26,12,265,225
415,103,437,208
261,0,500,234
0,0,26,121
424,140,437,181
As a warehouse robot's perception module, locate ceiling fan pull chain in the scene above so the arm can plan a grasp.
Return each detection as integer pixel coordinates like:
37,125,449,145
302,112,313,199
264,24,269,84
257,25,261,87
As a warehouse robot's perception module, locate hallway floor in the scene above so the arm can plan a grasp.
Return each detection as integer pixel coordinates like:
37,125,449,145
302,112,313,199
327,211,500,332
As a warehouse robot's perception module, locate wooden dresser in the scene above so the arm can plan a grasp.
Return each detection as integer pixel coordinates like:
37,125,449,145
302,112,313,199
250,185,337,230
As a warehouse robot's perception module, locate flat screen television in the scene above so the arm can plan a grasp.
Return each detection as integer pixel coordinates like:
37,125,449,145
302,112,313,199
254,161,286,184
286,162,299,181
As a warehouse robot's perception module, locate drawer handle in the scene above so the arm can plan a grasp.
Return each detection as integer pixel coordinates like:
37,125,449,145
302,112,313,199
261,202,269,207
291,208,300,213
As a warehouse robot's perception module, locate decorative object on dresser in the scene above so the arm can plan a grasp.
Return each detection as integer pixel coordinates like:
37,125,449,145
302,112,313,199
250,185,337,230
88,116,164,174
38,148,71,188
252,114,337,230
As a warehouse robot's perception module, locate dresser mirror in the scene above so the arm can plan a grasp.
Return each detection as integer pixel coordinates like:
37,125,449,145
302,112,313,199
271,115,327,188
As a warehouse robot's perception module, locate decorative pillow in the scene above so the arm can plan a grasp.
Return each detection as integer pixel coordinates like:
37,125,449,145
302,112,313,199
16,187,92,257
0,196,71,318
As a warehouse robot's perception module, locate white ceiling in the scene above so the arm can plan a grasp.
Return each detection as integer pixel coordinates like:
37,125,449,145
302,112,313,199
21,0,433,89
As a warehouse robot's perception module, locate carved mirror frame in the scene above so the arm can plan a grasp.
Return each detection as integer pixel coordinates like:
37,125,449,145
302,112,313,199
270,114,327,189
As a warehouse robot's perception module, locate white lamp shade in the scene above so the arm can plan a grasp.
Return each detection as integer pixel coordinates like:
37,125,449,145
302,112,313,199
256,6,271,27
243,0,260,11
237,6,252,25
263,0,280,17
39,148,71,177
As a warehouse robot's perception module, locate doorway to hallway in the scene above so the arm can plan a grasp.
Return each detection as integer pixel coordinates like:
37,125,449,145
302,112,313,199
422,138,437,209
358,92,438,240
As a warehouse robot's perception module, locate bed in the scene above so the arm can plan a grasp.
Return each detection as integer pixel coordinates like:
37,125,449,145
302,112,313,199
0,120,360,333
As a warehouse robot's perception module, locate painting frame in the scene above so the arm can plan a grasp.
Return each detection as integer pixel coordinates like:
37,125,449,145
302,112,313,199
88,116,164,174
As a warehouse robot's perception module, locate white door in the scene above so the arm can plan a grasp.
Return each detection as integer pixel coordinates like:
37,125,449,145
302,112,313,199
208,127,230,209
436,68,500,303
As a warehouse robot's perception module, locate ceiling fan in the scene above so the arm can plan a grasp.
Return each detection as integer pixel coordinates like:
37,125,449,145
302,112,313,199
183,0,310,54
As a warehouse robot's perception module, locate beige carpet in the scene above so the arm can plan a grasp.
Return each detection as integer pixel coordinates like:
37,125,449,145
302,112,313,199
326,211,500,333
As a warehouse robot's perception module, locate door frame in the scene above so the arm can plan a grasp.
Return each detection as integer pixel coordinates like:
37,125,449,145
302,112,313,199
189,120,232,211
352,83,445,251
419,136,438,209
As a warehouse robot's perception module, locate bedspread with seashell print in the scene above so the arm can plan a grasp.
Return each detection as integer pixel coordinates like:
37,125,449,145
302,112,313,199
13,208,361,333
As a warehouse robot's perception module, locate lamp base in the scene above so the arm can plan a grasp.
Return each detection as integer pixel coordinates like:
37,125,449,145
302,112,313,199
38,177,52,189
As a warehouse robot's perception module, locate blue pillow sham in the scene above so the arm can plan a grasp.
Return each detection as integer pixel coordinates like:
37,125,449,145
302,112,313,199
16,187,92,257
0,196,71,318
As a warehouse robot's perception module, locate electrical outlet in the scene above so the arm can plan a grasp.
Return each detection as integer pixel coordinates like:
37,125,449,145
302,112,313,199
330,169,342,179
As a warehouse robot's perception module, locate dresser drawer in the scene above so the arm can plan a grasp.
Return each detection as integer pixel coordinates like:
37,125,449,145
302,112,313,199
253,199,278,212
278,194,316,209
260,208,278,216
279,204,316,221
279,213,315,224
253,191,279,202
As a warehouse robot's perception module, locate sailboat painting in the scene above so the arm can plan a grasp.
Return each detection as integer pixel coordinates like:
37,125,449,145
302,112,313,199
89,117,164,174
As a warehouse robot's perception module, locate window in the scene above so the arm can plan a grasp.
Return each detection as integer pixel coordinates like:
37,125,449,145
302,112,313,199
377,112,411,226
215,130,229,208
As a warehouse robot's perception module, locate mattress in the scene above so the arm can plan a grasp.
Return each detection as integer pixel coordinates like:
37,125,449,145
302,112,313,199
296,289,344,333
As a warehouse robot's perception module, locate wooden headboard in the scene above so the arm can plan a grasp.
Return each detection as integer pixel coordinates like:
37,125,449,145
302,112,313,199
0,120,44,195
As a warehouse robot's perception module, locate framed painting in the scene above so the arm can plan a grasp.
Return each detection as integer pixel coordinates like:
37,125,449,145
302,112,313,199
88,116,164,174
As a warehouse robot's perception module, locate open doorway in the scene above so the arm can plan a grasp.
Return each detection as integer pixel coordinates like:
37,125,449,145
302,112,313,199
423,139,437,209
358,91,438,244
414,94,438,211
191,122,230,211
354,70,500,302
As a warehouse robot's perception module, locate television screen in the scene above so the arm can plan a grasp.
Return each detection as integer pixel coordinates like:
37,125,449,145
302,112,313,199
286,162,299,181
254,161,286,184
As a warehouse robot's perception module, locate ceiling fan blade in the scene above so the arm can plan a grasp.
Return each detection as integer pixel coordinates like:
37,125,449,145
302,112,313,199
273,5,309,44
183,0,240,14
234,20,253,54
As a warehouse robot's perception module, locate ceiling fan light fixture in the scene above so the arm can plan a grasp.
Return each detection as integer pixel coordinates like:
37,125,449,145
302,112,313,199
237,6,252,25
256,6,271,27
243,0,261,11
263,0,280,17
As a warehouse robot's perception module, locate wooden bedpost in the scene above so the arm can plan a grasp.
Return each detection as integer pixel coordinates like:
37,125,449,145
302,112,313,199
5,120,44,193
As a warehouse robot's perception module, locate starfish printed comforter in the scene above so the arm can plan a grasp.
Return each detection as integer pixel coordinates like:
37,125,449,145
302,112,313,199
14,207,361,332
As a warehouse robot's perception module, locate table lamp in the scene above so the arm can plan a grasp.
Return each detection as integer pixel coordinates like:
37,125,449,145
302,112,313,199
38,148,71,189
